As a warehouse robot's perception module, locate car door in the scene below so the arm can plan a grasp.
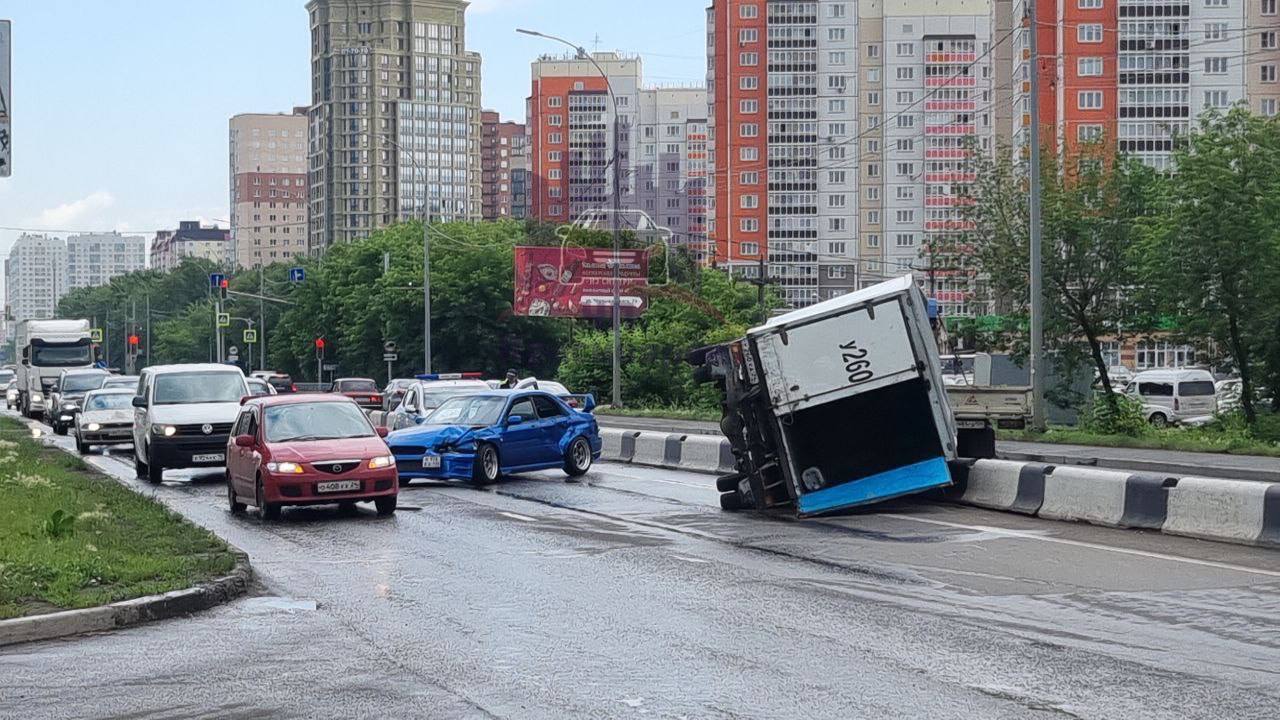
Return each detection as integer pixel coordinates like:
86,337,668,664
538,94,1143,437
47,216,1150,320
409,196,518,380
501,396,541,468
531,394,571,464
232,408,262,497
132,375,152,461
228,408,251,494
395,386,419,429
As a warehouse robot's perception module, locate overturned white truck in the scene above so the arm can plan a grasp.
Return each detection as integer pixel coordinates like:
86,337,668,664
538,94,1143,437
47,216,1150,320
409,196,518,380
689,275,976,516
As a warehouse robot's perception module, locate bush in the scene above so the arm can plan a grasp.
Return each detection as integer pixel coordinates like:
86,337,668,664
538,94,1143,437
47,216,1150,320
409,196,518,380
1079,393,1148,437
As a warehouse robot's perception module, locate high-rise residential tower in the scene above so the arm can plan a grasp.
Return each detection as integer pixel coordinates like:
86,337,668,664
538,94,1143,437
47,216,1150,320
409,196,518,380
5,234,67,324
65,232,146,290
306,0,482,250
480,110,528,220
229,110,309,268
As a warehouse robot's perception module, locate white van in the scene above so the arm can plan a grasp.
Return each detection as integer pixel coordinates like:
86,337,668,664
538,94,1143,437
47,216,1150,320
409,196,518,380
1124,369,1217,427
131,364,249,484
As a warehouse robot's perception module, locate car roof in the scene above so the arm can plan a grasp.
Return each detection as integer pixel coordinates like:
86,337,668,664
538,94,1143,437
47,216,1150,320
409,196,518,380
146,363,245,376
1133,369,1214,381
246,394,359,408
416,379,491,391
61,368,108,376
335,377,376,383
85,387,135,396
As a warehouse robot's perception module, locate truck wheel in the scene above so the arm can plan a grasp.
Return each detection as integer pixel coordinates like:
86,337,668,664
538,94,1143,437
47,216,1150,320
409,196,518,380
719,490,744,511
1149,413,1168,428
715,473,744,493
957,427,997,459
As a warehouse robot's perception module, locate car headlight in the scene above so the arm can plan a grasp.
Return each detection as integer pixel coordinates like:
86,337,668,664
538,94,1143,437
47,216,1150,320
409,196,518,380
367,454,395,469
31,392,43,402
266,461,304,474
86,422,101,432
61,402,78,410
152,425,177,437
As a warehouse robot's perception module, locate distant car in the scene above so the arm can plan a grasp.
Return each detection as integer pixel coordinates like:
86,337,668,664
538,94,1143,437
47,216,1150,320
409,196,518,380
1124,369,1218,427
382,378,417,412
384,373,490,431
245,377,277,397
72,389,136,454
226,395,398,519
387,389,601,486
0,368,14,393
101,375,140,391
510,377,592,409
47,368,110,435
5,379,18,410
331,378,383,410
263,374,297,394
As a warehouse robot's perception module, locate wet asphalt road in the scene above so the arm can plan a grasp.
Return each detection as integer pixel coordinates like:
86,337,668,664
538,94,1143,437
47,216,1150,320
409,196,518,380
3,415,1280,719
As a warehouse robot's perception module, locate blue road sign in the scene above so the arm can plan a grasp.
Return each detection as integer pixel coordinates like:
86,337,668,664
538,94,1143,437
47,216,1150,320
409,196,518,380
289,267,305,283
209,273,226,288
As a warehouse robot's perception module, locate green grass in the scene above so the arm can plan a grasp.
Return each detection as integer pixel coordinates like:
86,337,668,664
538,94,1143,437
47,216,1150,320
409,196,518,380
596,405,722,423
0,418,236,619
999,426,1280,458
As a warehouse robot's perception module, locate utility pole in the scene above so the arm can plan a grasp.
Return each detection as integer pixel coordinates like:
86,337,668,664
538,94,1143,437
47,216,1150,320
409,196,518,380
129,299,136,375
1028,0,1046,430
145,294,151,368
423,217,432,375
259,265,266,372
757,255,767,323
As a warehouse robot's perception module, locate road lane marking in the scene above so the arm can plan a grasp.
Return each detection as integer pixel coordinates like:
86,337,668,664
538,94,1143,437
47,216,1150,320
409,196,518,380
498,511,538,523
881,513,1280,579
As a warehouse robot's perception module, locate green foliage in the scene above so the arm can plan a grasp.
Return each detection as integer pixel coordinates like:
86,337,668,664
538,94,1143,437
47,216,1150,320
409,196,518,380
1079,393,1148,437
41,509,75,539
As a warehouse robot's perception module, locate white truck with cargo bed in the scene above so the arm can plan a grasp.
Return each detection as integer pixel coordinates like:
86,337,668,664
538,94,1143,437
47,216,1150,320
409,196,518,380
14,319,95,420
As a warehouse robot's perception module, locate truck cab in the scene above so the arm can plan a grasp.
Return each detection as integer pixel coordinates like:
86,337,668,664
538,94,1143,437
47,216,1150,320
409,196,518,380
14,319,95,420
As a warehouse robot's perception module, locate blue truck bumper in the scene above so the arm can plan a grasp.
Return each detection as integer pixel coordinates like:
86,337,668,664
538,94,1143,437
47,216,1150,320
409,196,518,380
796,456,952,516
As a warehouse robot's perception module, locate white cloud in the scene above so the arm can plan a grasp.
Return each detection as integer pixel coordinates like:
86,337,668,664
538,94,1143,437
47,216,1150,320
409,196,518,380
29,191,116,228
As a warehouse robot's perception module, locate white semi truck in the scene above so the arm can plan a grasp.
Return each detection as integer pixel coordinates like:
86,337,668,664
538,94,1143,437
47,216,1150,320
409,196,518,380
14,319,95,419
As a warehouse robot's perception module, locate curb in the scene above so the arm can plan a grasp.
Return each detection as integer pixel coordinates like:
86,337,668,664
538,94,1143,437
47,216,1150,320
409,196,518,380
0,417,254,647
0,550,252,648
598,427,1280,549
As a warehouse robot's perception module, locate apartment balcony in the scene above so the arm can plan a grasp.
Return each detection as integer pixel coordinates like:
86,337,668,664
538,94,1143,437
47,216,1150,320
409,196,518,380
925,124,976,135
924,148,972,159
925,76,976,88
925,220,976,231
925,196,976,207
923,100,977,112
925,52,977,64
925,171,976,183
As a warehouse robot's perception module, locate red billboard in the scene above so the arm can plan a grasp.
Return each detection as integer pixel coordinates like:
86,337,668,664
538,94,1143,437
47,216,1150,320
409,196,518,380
513,246,649,318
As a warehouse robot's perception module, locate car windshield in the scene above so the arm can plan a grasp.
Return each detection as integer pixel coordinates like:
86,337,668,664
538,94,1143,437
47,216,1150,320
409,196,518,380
85,393,133,411
264,402,374,443
153,372,245,405
0,371,13,384
246,379,270,394
31,343,94,367
426,395,507,426
421,386,486,411
62,374,106,392
338,379,378,392
103,377,136,388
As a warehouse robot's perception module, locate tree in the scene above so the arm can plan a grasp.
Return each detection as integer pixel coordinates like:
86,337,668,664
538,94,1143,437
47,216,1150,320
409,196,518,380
962,140,1160,411
1136,109,1280,423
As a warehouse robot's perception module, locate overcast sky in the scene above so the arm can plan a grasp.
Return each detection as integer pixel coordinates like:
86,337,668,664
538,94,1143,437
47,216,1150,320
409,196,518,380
0,0,706,280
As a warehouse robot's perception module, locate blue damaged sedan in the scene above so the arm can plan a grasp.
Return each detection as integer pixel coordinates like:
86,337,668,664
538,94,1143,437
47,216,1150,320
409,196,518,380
387,390,601,485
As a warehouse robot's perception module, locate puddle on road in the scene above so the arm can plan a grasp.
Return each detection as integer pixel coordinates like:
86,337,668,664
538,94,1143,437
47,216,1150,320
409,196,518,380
237,596,318,614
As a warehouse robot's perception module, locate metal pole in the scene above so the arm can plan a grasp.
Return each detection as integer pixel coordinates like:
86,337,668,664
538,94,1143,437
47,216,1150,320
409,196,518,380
610,96,622,408
129,299,136,375
1028,0,1046,430
259,265,266,372
424,218,432,374
145,294,151,367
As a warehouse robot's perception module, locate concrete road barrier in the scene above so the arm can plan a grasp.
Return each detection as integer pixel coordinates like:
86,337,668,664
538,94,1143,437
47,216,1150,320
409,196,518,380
959,459,1049,516
1040,466,1131,527
679,435,736,474
1163,477,1279,546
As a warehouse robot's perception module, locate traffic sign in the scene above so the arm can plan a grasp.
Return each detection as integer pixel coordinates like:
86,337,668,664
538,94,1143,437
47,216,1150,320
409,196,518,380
383,340,398,353
209,273,225,289
90,328,103,343
216,312,231,327
227,346,240,358
383,353,398,362
0,21,11,178
323,363,338,371
243,329,258,344
289,267,306,283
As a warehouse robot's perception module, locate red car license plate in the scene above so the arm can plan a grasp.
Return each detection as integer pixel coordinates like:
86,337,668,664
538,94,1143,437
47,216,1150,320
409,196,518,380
317,480,360,493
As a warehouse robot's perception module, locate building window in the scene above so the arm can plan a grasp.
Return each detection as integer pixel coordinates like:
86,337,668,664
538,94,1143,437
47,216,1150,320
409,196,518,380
867,43,880,58
1078,24,1103,43
867,186,881,200
896,67,915,80
828,195,847,208
1205,22,1227,40
829,221,846,233
1204,90,1229,108
1079,0,1103,6
1203,0,1227,5
828,170,846,184
739,28,758,43
868,91,880,105
740,76,759,91
740,171,760,184
1078,91,1104,109
1263,65,1278,83
739,123,759,137
1264,0,1277,14
829,51,847,65
829,99,847,113
895,210,915,223
1265,32,1279,49
829,28,847,42
740,52,759,66
896,91,914,104
828,266,848,279
1078,124,1104,140
740,99,759,113
739,3,758,18
867,234,881,248
895,233,916,247
548,96,562,107
741,242,759,256
1204,57,1229,74
547,114,563,126
1078,57,1103,76
740,218,759,232
740,195,759,209
1261,98,1278,116
829,3,847,17
896,42,914,56
740,147,759,161
868,210,881,224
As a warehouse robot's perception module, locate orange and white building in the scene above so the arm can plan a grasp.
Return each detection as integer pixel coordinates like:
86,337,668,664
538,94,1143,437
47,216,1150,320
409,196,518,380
229,110,309,268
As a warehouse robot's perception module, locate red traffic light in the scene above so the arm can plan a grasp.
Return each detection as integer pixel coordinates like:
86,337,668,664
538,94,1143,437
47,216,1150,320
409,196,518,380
128,335,140,347
220,278,230,289
315,338,326,350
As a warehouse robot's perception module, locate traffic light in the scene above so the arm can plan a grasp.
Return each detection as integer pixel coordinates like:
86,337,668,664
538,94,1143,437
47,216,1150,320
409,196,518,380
128,334,140,348
219,278,230,300
315,338,326,352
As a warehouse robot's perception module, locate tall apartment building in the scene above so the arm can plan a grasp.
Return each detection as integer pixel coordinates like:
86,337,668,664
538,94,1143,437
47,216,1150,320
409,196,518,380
5,234,67,324
65,232,146,290
527,53,710,255
230,110,309,268
1014,0,1276,168
480,110,528,220
306,0,482,250
709,0,995,310
149,221,231,272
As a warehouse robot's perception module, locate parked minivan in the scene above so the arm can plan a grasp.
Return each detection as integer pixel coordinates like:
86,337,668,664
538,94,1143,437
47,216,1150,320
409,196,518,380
1124,369,1217,427
131,364,249,484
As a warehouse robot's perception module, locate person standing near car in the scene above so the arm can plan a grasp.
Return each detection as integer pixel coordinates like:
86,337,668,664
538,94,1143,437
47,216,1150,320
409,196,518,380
499,369,520,389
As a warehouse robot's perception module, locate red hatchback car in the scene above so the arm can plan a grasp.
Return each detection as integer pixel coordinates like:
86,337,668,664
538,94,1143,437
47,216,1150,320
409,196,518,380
225,395,398,519
331,377,383,410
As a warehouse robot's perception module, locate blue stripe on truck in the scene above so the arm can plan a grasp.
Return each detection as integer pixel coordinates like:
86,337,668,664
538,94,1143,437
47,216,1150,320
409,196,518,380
797,456,953,516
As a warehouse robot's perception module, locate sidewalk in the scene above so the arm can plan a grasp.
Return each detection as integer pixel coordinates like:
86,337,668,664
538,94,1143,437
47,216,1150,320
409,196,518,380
596,414,1280,483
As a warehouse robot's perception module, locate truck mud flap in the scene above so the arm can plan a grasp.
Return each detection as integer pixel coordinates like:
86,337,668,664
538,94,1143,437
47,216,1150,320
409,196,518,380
795,456,952,516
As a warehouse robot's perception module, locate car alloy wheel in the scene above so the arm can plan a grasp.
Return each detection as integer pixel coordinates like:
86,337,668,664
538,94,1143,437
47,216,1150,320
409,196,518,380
472,443,500,486
564,436,591,478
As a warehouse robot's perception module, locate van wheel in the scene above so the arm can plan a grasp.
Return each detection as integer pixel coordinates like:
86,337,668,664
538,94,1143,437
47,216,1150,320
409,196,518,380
147,458,164,485
75,434,90,455
135,453,148,479
1148,413,1169,428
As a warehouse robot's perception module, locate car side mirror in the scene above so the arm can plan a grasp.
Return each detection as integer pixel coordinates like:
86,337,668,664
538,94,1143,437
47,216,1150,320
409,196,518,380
131,396,147,408
375,426,389,438
234,434,255,448
508,414,525,425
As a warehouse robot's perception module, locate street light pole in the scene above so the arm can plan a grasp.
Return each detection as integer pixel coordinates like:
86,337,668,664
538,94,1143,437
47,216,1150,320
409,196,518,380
518,27,623,407
1027,0,1046,430
382,136,432,374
